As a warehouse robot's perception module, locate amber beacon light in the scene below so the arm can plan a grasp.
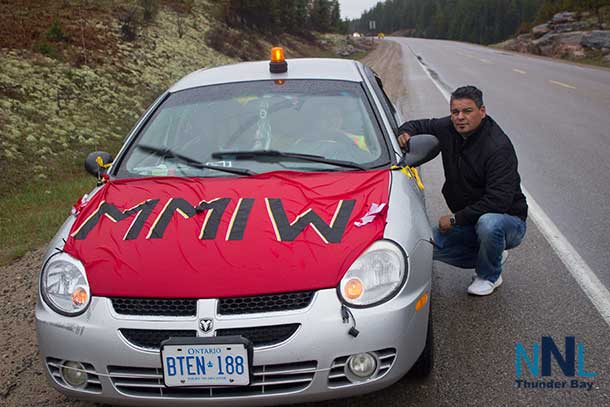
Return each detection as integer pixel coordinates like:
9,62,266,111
269,47,288,73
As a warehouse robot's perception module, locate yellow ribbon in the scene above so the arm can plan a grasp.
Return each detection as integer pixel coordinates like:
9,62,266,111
410,166,425,190
390,165,424,190
235,96,258,105
96,156,112,169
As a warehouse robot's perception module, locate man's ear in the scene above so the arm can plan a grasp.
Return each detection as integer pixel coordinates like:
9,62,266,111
480,104,486,118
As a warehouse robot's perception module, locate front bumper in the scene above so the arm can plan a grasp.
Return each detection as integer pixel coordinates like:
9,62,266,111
36,286,430,406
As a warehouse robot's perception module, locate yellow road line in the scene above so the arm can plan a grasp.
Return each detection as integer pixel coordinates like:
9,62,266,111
513,68,527,74
549,80,576,89
456,52,492,64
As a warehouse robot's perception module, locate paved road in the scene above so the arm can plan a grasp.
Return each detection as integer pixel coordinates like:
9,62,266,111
356,37,610,407
397,37,610,291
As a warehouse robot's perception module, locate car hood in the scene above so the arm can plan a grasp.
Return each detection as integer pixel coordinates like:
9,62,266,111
63,171,389,298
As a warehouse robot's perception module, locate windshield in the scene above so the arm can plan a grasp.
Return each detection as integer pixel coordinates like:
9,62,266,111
115,80,390,177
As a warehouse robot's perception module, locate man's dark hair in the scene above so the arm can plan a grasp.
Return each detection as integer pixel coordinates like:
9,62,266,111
451,86,484,108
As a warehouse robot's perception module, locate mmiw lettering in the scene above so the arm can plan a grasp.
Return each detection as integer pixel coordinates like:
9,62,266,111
72,197,355,243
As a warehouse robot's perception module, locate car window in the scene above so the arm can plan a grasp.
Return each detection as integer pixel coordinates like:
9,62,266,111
364,67,398,132
115,80,390,178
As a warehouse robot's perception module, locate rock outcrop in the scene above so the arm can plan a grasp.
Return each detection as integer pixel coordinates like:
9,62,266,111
497,11,610,64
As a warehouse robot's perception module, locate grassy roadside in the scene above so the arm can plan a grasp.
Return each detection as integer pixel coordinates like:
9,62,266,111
0,1,231,266
0,2,374,267
564,49,610,69
0,174,93,265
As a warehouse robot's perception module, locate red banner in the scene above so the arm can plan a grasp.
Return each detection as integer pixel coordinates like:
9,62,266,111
63,170,390,298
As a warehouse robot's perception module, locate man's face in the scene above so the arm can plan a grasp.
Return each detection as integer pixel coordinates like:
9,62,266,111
450,98,486,135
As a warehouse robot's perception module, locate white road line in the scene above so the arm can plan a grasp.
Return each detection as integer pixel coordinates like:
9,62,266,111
513,69,527,74
409,48,610,327
549,79,576,89
523,191,610,325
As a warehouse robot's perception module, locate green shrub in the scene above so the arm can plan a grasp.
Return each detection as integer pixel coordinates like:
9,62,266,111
37,41,58,57
206,25,228,52
141,0,160,23
47,18,67,42
206,26,266,61
120,10,139,41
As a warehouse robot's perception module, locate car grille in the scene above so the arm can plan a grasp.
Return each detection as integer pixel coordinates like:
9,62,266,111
216,324,300,347
108,360,317,398
110,298,197,317
217,291,315,315
120,324,300,350
46,358,102,393
109,291,315,317
328,348,396,387
120,329,197,350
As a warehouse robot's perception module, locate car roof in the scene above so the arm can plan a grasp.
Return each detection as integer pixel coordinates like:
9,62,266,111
169,58,365,92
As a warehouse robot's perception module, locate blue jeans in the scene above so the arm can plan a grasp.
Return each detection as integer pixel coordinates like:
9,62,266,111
432,213,527,283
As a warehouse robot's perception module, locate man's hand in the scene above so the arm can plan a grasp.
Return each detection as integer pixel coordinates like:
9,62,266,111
397,131,411,151
438,214,453,234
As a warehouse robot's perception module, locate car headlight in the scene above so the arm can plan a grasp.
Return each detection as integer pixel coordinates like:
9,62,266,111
41,253,91,316
339,240,407,307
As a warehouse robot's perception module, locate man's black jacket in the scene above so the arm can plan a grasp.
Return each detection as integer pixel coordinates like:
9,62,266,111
398,115,528,225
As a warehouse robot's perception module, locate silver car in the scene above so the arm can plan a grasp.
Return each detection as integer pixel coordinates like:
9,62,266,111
36,50,439,406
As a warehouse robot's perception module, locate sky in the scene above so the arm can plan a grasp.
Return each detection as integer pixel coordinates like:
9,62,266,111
338,0,381,20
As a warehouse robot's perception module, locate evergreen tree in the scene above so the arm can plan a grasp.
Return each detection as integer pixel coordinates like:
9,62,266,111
277,0,296,34
330,0,341,32
220,0,347,35
294,0,309,32
311,0,332,32
352,0,549,44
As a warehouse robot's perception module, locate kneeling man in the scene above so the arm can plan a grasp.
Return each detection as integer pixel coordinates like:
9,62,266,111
398,86,528,296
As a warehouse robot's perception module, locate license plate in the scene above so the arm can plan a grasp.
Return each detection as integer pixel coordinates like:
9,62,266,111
161,337,251,387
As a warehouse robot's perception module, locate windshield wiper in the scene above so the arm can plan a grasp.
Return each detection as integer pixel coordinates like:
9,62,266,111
211,150,366,170
136,144,256,176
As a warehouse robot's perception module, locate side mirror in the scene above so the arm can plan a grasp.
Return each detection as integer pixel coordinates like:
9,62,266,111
399,134,440,167
85,151,113,177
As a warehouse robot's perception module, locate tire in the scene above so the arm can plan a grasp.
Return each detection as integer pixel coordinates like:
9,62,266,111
408,312,434,378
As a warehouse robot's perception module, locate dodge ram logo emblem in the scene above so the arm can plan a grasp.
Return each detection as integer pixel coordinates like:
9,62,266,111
199,318,214,333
